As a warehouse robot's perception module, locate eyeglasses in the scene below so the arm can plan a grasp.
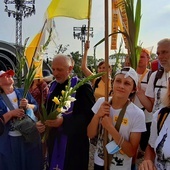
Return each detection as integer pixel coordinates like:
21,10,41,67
120,67,130,72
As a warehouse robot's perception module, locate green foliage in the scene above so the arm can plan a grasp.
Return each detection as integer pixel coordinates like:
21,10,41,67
15,37,29,88
112,39,124,75
121,0,142,69
71,51,83,78
22,65,37,98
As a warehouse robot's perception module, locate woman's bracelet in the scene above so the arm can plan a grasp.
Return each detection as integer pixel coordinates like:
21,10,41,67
117,135,123,146
117,135,124,148
119,136,124,148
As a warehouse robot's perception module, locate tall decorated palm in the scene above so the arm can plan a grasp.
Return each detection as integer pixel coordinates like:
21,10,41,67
121,0,142,70
14,27,53,98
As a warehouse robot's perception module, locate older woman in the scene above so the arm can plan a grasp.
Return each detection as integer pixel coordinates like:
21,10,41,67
0,70,44,170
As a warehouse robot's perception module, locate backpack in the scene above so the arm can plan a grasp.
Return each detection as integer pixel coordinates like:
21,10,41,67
93,77,102,91
93,77,113,96
157,107,170,135
141,67,164,87
153,66,164,89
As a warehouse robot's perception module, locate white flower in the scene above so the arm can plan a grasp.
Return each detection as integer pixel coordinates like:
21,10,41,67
65,101,71,110
68,96,76,102
60,107,67,113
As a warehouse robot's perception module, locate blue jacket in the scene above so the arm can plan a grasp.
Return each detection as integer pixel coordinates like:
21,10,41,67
0,88,38,156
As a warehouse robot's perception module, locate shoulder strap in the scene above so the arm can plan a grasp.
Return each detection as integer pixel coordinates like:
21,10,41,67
157,107,170,135
115,101,129,131
1,93,15,110
154,67,164,89
147,70,152,83
140,69,152,84
107,100,129,166
93,77,102,91
139,69,149,83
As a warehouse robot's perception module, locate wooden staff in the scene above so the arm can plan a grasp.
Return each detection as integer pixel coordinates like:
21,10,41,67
86,0,92,41
104,0,109,169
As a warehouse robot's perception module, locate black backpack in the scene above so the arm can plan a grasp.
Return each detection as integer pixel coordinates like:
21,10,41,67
93,77,113,96
93,77,102,91
153,66,164,89
141,67,164,88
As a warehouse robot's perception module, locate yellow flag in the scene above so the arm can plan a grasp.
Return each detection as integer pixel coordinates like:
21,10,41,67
25,32,44,79
25,33,43,68
46,0,91,20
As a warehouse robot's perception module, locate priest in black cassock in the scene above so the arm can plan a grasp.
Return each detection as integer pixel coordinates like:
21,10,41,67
45,54,95,170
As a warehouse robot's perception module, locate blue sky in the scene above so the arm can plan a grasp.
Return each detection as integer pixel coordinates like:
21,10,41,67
0,0,170,59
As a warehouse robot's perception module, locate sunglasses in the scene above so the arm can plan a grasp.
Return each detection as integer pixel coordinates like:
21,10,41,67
120,67,130,72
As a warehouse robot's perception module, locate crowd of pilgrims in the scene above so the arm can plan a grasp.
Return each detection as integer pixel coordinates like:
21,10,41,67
0,38,170,170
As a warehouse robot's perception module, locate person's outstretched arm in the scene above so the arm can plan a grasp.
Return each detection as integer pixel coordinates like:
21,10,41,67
81,40,94,77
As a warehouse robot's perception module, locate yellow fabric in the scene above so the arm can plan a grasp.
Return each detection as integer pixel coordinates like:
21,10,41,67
25,33,42,68
33,60,43,79
46,0,91,20
111,0,128,50
25,32,44,78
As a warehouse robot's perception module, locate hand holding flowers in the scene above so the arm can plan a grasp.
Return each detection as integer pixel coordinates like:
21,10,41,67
45,117,63,128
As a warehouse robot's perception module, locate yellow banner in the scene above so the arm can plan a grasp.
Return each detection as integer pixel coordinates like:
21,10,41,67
46,0,91,20
111,0,128,50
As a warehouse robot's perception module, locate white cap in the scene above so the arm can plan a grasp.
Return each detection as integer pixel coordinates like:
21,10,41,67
115,67,138,87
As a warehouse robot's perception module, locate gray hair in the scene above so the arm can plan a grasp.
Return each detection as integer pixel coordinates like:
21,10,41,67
158,38,170,46
53,54,73,67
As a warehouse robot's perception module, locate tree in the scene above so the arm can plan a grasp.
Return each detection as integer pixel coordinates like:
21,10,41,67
70,51,82,78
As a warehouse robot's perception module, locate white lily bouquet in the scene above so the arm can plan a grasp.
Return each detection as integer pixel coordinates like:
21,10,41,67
40,72,105,143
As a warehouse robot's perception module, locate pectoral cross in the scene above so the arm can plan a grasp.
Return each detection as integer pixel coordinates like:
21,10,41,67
53,165,61,170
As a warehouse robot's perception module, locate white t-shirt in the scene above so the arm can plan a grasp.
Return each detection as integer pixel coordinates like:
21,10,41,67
6,91,22,136
7,91,18,109
92,97,146,170
149,109,170,170
134,71,153,122
145,71,168,113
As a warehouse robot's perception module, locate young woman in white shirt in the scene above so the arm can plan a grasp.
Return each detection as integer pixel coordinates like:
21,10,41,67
88,67,146,170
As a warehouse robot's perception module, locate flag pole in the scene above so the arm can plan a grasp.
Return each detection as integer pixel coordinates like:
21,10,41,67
87,0,92,41
104,0,109,169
